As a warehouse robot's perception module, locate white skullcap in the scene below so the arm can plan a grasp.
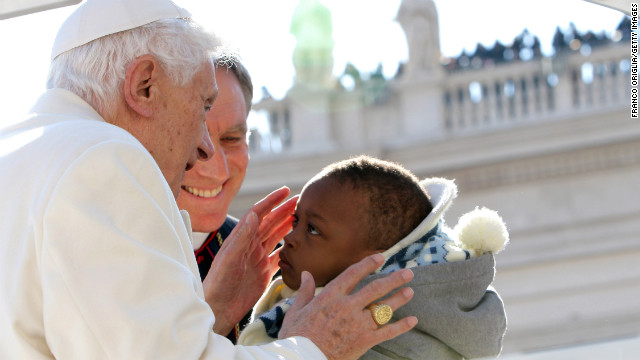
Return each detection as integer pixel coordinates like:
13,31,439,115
51,0,191,61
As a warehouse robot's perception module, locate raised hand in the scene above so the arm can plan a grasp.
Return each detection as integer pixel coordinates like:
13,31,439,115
202,187,298,335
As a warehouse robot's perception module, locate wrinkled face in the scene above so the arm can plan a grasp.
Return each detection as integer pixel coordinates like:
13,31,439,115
149,62,217,199
279,177,377,290
177,68,249,232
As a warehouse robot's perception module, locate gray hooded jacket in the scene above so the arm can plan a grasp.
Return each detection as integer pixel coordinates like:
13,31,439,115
357,178,507,359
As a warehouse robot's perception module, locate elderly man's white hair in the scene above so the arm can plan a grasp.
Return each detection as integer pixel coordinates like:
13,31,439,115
46,0,220,120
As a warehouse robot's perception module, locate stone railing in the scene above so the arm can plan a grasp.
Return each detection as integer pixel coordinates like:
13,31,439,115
441,42,629,134
250,41,630,156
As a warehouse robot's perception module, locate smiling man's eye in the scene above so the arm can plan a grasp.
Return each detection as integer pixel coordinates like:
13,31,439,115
221,136,242,144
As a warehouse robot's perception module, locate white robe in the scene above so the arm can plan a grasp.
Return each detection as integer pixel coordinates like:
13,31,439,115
0,88,325,360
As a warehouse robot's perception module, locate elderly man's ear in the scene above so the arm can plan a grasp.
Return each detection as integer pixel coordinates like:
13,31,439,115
124,55,160,118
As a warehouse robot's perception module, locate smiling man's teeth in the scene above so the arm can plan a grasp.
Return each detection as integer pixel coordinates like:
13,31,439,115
184,185,222,198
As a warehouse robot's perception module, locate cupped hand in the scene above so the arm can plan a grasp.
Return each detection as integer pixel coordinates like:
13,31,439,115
202,187,298,335
279,254,418,360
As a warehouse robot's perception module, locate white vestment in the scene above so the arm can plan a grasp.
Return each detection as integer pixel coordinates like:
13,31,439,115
0,88,325,360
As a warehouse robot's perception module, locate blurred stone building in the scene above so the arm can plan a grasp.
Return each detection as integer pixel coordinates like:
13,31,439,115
231,0,640,357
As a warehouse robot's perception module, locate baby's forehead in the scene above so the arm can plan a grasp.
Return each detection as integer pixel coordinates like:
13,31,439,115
301,175,370,208
303,174,356,194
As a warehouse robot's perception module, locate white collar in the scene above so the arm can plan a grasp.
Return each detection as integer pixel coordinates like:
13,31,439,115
192,232,210,250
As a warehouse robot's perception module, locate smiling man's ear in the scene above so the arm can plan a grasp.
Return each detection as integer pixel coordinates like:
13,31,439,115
124,55,159,118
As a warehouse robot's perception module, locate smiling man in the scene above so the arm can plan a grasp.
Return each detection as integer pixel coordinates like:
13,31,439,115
178,57,251,235
177,56,254,342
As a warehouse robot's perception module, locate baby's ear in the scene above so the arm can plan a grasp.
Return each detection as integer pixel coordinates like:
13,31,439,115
454,207,509,255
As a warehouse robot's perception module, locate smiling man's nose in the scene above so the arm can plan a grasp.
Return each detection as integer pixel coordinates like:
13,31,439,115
197,142,230,181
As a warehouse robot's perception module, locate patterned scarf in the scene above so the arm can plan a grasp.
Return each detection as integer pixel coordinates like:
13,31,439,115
378,220,470,274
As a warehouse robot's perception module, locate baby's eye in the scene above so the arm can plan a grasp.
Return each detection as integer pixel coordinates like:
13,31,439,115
291,214,299,227
307,224,319,235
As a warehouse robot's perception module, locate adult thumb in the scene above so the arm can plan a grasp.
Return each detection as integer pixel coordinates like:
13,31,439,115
291,271,315,310
279,271,317,339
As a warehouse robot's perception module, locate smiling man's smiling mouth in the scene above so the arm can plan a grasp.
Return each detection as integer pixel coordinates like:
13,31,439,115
182,185,222,198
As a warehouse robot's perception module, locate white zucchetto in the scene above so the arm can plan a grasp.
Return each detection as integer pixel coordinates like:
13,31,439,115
51,0,190,61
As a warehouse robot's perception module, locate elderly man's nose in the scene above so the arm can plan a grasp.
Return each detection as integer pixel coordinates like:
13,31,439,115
198,126,214,161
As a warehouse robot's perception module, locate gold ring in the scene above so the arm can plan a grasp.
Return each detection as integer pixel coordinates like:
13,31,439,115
368,303,393,326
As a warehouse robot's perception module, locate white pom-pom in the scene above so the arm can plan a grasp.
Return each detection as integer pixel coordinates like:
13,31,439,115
454,207,509,255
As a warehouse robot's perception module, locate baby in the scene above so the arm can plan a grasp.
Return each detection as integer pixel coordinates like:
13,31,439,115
239,155,509,359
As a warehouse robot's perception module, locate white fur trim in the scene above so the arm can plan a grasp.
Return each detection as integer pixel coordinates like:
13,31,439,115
454,207,509,256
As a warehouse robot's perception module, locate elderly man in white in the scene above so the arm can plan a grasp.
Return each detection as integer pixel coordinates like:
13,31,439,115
0,0,417,359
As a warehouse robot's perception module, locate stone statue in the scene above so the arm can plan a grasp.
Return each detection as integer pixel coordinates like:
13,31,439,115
396,0,441,74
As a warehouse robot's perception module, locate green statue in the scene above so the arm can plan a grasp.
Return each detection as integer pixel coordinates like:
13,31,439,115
290,0,334,87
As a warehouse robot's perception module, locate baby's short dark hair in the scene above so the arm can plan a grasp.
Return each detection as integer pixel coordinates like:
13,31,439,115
318,155,432,250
